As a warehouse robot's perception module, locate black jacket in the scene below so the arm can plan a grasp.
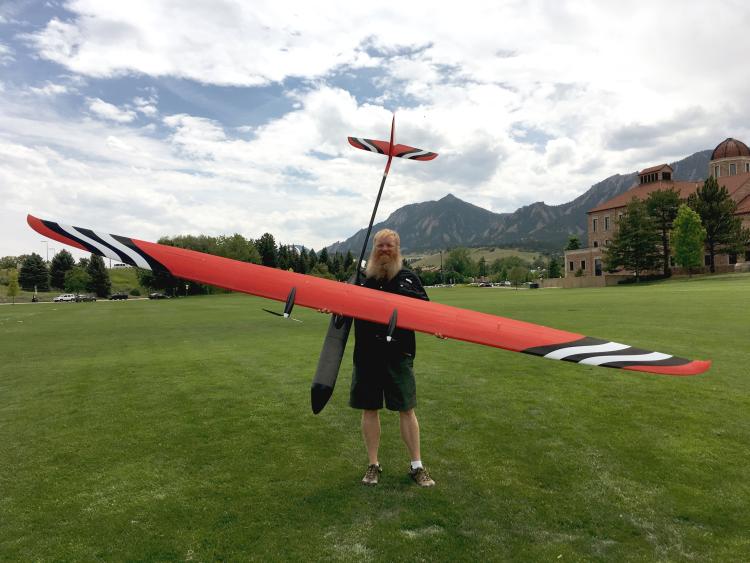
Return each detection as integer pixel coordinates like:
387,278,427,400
353,268,429,361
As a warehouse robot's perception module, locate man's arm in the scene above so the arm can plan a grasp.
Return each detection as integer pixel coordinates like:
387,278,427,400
396,270,429,301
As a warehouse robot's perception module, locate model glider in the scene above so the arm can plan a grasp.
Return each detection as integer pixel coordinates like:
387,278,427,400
26,215,712,384
312,116,439,413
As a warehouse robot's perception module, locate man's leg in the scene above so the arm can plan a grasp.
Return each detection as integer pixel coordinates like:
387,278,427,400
400,409,435,487
399,408,420,462
362,409,381,465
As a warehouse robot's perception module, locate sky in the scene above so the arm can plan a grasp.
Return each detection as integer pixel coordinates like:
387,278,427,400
2,0,750,259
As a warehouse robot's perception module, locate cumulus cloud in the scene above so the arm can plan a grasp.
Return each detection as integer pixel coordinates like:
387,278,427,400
4,1,750,257
87,97,137,123
0,42,14,65
29,82,70,96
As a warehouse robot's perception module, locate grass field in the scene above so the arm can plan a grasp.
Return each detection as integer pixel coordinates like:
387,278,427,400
1,275,749,560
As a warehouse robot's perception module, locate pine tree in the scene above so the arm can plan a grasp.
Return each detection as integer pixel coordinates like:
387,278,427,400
646,188,680,276
256,233,278,268
688,176,743,273
672,204,706,277
7,269,20,304
86,254,111,297
604,198,661,281
19,253,49,291
565,235,581,250
49,249,76,289
548,256,561,278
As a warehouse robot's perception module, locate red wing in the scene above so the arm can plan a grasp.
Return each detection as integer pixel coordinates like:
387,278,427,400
27,214,710,377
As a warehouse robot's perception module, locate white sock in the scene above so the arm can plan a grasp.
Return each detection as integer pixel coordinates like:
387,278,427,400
411,460,423,470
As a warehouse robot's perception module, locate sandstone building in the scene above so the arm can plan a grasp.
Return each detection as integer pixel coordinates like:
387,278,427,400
564,138,750,281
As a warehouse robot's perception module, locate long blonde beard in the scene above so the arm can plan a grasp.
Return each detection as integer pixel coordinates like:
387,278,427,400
365,250,402,281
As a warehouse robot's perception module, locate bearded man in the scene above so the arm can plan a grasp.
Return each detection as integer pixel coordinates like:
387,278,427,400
350,229,435,487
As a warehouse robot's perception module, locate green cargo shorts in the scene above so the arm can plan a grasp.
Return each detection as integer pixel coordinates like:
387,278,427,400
349,353,417,412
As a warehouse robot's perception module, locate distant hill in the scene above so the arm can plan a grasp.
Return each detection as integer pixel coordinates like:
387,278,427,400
327,150,711,254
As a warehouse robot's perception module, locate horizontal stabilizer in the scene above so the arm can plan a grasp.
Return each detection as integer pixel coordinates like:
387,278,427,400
348,137,437,161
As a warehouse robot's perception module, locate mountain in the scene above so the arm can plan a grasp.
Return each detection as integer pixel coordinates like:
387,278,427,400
327,150,712,254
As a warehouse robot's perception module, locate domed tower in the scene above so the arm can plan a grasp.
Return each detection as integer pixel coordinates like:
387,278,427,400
709,138,750,178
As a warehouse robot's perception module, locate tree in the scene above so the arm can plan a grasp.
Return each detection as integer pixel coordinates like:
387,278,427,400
310,262,336,280
445,247,475,277
0,256,23,270
86,254,111,297
49,249,76,289
672,204,706,277
216,234,260,263
688,176,743,273
256,233,278,268
603,198,661,281
646,188,680,276
477,256,488,277
318,247,330,268
548,256,562,278
7,269,20,303
64,267,91,293
509,266,529,288
565,235,581,251
19,253,49,291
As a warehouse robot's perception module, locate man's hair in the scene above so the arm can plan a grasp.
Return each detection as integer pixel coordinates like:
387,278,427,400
365,229,402,280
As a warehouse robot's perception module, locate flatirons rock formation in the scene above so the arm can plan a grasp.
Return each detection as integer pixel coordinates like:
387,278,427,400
327,150,711,254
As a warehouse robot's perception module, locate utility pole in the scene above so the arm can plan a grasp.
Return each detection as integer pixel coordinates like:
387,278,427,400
41,239,49,262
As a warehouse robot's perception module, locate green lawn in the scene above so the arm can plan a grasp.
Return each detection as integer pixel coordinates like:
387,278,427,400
1,275,748,561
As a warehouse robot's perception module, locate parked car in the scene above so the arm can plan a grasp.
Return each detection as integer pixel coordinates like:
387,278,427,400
109,292,129,300
148,292,168,299
75,294,97,302
54,293,77,302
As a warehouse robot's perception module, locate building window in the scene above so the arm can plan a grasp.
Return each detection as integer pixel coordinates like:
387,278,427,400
730,163,736,176
592,218,598,232
604,216,610,231
714,165,720,178
581,260,586,271
595,258,602,276
746,163,749,173
618,213,624,221
729,253,737,265
593,241,599,248
569,261,574,272
605,240,611,246
663,172,671,181
704,255,711,266
745,251,750,261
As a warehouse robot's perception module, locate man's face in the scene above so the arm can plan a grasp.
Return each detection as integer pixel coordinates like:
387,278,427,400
375,236,398,261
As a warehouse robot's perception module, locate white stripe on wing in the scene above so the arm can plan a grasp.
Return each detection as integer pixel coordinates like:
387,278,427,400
97,232,151,270
545,342,629,360
579,352,672,366
61,224,122,264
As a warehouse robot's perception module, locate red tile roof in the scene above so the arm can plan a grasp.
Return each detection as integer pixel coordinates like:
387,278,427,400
588,181,701,213
638,163,672,175
588,173,750,214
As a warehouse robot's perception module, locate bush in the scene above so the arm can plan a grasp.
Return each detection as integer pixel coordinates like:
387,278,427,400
129,288,141,296
617,273,671,285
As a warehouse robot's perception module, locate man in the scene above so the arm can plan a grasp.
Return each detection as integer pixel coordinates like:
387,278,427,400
350,229,435,487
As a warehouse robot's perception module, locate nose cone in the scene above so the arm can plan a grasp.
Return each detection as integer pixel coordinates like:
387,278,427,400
311,383,334,414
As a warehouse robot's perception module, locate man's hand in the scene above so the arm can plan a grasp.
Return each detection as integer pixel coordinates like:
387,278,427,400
434,332,447,339
317,308,332,314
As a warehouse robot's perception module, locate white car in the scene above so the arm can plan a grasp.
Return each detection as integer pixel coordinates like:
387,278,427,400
54,293,77,302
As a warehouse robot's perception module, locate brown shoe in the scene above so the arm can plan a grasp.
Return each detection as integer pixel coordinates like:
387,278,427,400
362,464,382,485
409,466,435,487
